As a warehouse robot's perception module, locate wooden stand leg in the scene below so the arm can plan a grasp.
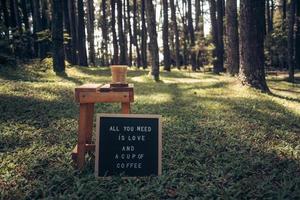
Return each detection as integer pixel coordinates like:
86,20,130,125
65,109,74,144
77,104,91,169
85,104,94,144
121,102,131,114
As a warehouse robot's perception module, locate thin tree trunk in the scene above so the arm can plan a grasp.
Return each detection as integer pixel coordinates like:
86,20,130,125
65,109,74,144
9,0,16,28
187,0,196,71
127,0,132,67
111,0,119,64
123,0,128,65
170,0,180,69
62,0,72,63
52,0,65,72
87,0,95,66
145,0,159,81
101,0,109,66
296,0,300,70
1,0,9,29
225,0,239,75
68,0,78,65
163,0,171,71
133,0,141,67
266,0,273,33
21,0,30,30
77,0,88,66
216,0,224,72
32,0,42,58
239,0,269,92
287,0,296,82
141,0,147,69
117,0,126,64
209,0,220,73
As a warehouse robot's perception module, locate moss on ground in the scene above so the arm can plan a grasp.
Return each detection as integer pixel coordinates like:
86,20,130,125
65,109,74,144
0,62,300,199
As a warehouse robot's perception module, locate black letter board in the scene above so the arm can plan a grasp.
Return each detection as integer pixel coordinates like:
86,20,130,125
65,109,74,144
95,114,162,177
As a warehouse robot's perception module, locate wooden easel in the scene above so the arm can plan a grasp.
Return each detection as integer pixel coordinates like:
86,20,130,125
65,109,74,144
72,83,134,169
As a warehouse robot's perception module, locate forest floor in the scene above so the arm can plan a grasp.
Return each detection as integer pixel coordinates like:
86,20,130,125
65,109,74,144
1,60,300,199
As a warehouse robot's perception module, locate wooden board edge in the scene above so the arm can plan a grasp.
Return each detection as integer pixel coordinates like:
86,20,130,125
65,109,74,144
94,115,100,177
158,115,162,176
97,113,162,119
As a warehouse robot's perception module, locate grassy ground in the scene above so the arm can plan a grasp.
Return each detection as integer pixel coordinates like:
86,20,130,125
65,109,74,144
1,61,300,199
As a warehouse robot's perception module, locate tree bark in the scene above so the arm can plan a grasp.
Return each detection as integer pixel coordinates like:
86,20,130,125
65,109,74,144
1,0,9,28
141,0,147,69
216,0,224,72
187,0,197,71
52,0,65,72
77,0,88,66
287,0,296,82
127,0,132,67
239,0,269,92
101,0,109,66
111,0,119,64
163,0,171,71
87,0,95,66
117,0,126,64
9,0,17,28
225,0,239,75
145,0,159,81
209,0,220,73
266,0,273,34
20,0,30,30
133,0,141,67
62,0,72,63
296,0,300,70
68,0,78,65
170,0,180,69
32,0,42,58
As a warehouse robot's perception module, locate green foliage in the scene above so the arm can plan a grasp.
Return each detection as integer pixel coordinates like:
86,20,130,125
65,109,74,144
0,64,300,199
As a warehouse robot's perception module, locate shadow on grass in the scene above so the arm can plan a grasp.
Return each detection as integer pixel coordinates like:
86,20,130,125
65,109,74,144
1,69,300,199
56,72,83,85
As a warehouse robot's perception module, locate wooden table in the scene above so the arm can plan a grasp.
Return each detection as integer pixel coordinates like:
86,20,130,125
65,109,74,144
72,83,134,169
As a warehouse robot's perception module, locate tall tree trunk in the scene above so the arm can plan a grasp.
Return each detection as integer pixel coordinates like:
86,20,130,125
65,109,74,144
239,0,269,92
1,0,9,29
9,0,17,28
127,0,132,67
77,0,88,66
52,0,65,72
287,0,296,82
187,0,196,71
62,0,72,63
145,0,159,81
170,0,180,69
101,0,109,66
266,0,273,33
117,0,126,64
68,0,78,65
111,0,119,64
141,0,147,69
123,0,128,65
216,0,224,72
209,0,220,73
296,0,300,70
133,0,141,67
225,0,239,75
20,0,30,30
87,0,95,66
32,0,42,58
182,1,188,68
163,0,171,71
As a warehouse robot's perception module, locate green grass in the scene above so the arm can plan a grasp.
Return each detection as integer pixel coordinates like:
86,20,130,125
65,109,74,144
1,61,300,199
